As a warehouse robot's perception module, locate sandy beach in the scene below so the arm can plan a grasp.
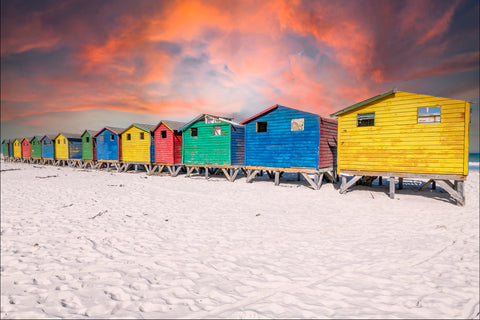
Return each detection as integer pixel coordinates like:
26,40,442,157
1,160,479,319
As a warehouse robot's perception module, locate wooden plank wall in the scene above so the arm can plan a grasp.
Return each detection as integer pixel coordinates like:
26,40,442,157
82,133,94,160
41,137,54,159
121,126,151,162
182,121,231,165
13,140,21,158
55,135,69,159
31,138,42,158
244,106,320,168
230,125,245,166
21,139,31,158
318,117,337,169
154,124,182,164
337,91,469,175
3,142,9,157
68,138,83,159
96,129,120,160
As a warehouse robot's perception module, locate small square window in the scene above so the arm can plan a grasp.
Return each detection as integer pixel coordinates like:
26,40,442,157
357,113,375,127
161,130,167,138
213,126,221,136
191,127,198,137
100,135,104,142
418,106,441,123
86,137,90,143
127,133,131,141
291,118,305,131
256,122,267,132
57,140,60,144
110,134,114,141
140,132,145,140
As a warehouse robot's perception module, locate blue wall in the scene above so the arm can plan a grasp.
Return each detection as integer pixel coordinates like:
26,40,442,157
9,143,13,157
68,138,82,159
244,106,320,168
230,125,245,166
41,136,55,159
96,129,120,160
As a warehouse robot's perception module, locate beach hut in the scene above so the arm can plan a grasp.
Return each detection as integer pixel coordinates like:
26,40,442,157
2,140,11,160
330,89,471,205
180,114,244,182
40,134,56,165
54,133,82,166
12,139,21,161
20,137,32,163
30,136,43,163
94,126,125,171
152,120,186,176
81,130,97,168
120,123,156,173
240,104,338,189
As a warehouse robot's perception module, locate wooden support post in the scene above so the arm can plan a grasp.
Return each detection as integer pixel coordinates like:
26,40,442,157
437,180,465,206
324,171,335,183
442,180,455,189
231,169,239,182
274,171,280,186
297,172,301,181
221,168,232,182
419,179,434,191
205,167,209,179
378,176,382,186
134,164,138,172
456,181,465,206
389,177,395,199
246,169,260,183
454,180,458,191
432,180,436,190
185,167,194,177
399,177,403,190
173,166,182,177
339,175,362,194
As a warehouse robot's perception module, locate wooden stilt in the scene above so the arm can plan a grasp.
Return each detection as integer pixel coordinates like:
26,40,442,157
205,167,209,179
419,179,434,191
437,180,465,206
399,177,403,190
274,171,280,186
389,177,395,199
378,176,383,186
339,175,362,194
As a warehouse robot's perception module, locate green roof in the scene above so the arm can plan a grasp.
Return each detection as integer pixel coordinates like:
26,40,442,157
330,89,396,117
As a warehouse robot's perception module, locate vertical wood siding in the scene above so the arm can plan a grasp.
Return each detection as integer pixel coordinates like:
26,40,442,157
9,143,13,157
121,126,152,162
182,121,231,165
82,132,95,160
55,134,69,159
244,106,320,168
31,138,42,158
337,91,469,175
2,142,8,157
230,125,245,166
13,140,21,158
154,123,183,163
68,139,82,159
318,117,338,169
21,139,31,158
41,137,54,159
95,129,121,160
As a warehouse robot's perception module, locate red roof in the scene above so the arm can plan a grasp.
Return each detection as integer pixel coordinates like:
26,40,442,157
239,104,279,125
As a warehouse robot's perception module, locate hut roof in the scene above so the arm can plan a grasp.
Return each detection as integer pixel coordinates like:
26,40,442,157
330,89,397,117
21,137,33,142
94,126,126,137
122,123,157,134
155,120,186,133
82,129,97,137
240,104,320,125
41,134,56,141
180,114,238,131
30,136,42,142
55,133,82,140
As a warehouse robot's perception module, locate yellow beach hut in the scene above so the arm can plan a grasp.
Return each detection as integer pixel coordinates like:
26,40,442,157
120,123,157,173
330,89,471,205
54,133,83,166
13,138,22,160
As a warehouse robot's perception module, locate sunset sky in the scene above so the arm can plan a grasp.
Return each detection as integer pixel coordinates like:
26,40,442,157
1,0,479,151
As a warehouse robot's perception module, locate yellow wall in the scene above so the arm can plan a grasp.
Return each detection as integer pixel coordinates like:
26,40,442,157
13,139,21,158
55,134,69,159
121,126,151,162
337,91,469,176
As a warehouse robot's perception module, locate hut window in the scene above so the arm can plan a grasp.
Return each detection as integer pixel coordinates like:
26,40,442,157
256,122,267,132
140,132,145,140
43,141,46,145
357,113,375,127
161,130,167,138
127,133,131,140
99,135,104,142
86,137,90,143
191,128,198,137
110,134,114,141
205,115,220,124
418,106,441,123
213,126,222,136
57,140,60,144
291,118,305,131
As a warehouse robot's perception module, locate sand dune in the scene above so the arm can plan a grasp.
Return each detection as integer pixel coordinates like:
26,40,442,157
1,161,479,319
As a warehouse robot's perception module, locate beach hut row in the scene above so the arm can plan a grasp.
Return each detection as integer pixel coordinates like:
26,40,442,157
2,90,472,205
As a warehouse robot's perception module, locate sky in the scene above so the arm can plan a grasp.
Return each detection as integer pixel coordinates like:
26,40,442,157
1,0,479,151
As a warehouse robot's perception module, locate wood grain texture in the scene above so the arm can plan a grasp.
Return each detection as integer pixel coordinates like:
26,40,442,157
41,136,55,159
121,126,152,163
21,138,31,158
81,132,95,160
96,129,121,161
154,123,182,164
30,137,42,159
336,91,469,175
13,139,21,158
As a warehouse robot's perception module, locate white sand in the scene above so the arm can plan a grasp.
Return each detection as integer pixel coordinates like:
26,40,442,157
1,160,479,319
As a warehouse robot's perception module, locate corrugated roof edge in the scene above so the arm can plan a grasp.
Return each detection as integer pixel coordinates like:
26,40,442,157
330,89,396,117
179,114,237,131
